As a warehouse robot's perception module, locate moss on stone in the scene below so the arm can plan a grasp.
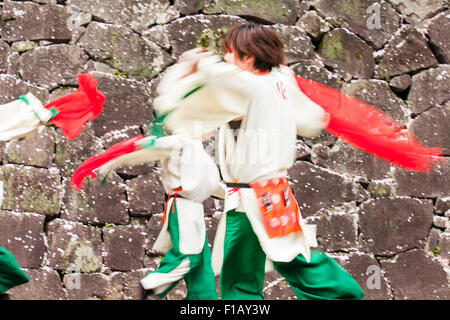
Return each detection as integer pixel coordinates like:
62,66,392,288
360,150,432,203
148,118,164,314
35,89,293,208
21,187,60,214
340,0,364,21
197,28,229,57
64,242,101,273
319,32,346,63
217,0,295,24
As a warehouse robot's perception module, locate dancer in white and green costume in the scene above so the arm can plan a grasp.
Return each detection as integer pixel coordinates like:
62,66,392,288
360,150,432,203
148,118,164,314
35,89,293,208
139,135,222,300
0,247,29,295
152,24,364,300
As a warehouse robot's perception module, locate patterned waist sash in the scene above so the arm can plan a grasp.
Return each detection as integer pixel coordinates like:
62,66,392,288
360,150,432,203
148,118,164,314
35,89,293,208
226,177,302,238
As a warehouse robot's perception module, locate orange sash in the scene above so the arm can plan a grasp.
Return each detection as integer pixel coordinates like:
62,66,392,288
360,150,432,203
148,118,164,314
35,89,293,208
250,177,302,238
162,187,183,225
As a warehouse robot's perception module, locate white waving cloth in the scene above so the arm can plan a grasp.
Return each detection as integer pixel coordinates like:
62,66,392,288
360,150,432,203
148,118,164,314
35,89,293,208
0,93,52,141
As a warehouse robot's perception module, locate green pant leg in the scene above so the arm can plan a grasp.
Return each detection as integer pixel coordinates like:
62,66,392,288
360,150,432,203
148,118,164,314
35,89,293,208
0,247,29,294
146,199,217,300
184,236,218,300
220,210,267,300
273,250,364,300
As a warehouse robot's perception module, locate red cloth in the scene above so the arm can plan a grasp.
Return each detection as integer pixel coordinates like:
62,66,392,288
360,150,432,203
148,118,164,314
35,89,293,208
295,76,443,172
71,134,145,190
45,73,105,139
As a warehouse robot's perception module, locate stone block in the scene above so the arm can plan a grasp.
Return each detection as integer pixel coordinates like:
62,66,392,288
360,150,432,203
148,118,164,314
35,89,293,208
0,165,62,216
103,225,147,271
46,219,103,272
0,211,45,268
359,198,434,255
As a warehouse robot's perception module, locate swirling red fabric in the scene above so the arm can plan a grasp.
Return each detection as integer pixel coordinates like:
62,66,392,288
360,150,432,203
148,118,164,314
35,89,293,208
71,134,145,190
45,73,106,139
295,75,443,172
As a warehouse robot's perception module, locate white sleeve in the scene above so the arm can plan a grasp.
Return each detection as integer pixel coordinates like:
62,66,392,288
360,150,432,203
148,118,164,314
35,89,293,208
154,50,254,139
161,136,221,203
280,66,330,138
292,88,330,138
0,93,52,141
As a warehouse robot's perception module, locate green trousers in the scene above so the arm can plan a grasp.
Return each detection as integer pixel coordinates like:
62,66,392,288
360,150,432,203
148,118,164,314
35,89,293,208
220,210,364,300
0,247,29,294
144,199,218,300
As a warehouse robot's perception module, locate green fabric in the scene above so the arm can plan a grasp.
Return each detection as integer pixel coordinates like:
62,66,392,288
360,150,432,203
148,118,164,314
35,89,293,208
273,251,364,300
148,200,218,300
220,210,266,300
182,85,204,100
220,210,364,300
144,84,204,147
0,247,29,294
17,95,29,105
48,107,59,121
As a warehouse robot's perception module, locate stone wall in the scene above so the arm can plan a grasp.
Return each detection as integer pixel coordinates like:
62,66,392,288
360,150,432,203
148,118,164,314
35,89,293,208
0,0,449,300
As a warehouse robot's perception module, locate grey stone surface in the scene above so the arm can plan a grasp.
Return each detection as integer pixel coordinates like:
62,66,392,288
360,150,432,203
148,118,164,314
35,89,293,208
126,172,166,217
436,197,450,214
269,25,315,64
62,173,129,225
0,2,72,42
408,66,450,114
167,14,246,56
325,140,391,180
318,28,375,80
375,26,439,79
428,11,450,63
367,179,394,198
55,122,103,176
0,75,49,105
389,74,412,93
263,271,297,300
387,0,448,24
0,165,62,216
314,209,359,251
291,59,341,89
288,161,368,217
380,249,450,299
18,45,89,89
103,225,147,271
342,79,409,124
393,158,450,198
5,126,56,168
0,41,11,74
64,273,111,300
68,0,179,32
440,232,450,258
0,211,45,268
359,198,434,255
142,25,171,50
409,103,450,155
313,0,402,49
89,72,153,137
338,253,392,300
174,0,210,15
46,218,103,272
296,10,330,41
213,0,299,25
78,22,173,80
7,268,67,300
145,213,165,255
